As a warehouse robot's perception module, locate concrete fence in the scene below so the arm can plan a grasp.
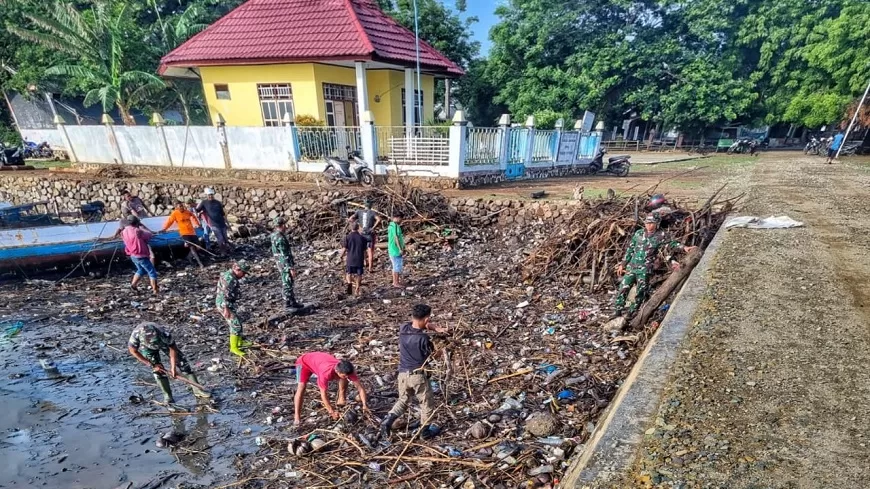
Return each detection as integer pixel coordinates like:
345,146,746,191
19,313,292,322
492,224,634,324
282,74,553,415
23,111,602,187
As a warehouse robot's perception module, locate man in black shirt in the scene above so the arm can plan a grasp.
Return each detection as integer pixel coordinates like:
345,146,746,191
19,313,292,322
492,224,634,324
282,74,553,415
379,304,447,440
196,188,229,253
341,223,368,296
348,199,381,272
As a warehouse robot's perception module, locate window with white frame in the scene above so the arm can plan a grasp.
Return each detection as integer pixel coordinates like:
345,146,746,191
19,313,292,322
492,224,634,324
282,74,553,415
401,89,423,125
257,84,294,126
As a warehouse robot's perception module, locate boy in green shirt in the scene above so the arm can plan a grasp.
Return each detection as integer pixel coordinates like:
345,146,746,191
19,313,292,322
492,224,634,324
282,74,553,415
387,213,405,287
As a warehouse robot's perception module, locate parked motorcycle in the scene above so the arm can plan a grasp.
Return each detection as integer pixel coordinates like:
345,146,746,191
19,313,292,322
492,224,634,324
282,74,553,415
0,142,25,166
804,137,821,155
727,138,752,154
748,139,761,156
23,140,53,159
589,148,631,177
324,147,375,186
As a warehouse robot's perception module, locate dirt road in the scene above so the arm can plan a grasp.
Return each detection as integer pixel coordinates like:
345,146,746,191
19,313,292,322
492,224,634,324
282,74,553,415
630,153,870,487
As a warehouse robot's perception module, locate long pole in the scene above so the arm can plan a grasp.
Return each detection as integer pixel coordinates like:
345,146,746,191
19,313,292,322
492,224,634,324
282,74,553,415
412,0,423,127
836,77,870,159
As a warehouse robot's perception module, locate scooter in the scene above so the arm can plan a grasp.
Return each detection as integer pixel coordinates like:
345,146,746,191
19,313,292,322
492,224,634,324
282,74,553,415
727,138,752,154
589,148,631,177
324,147,375,186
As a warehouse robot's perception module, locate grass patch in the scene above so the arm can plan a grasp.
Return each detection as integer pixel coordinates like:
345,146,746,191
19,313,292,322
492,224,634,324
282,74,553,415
659,155,756,171
25,159,71,169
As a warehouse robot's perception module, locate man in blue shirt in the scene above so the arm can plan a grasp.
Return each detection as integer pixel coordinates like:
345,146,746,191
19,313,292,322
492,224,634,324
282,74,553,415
827,131,845,164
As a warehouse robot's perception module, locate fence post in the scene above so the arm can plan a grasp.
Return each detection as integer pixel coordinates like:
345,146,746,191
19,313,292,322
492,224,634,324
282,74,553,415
448,110,468,178
360,110,378,172
282,113,300,171
215,113,231,169
574,120,584,163
53,114,78,163
152,113,173,167
553,118,564,166
102,113,124,165
523,115,536,166
498,114,511,171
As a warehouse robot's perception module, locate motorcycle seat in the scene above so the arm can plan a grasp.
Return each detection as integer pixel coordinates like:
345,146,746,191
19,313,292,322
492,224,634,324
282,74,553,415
608,155,629,163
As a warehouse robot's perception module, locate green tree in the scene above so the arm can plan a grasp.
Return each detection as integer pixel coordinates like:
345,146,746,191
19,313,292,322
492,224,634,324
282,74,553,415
7,0,166,125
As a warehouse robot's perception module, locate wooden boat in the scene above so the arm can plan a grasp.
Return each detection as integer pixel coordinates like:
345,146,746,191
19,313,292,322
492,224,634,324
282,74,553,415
0,210,191,273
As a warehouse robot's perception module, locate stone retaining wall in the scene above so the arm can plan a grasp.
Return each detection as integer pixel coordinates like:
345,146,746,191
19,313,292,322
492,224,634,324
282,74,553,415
0,173,584,226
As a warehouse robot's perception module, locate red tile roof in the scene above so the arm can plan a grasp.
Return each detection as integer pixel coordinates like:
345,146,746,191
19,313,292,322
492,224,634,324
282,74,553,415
159,0,464,76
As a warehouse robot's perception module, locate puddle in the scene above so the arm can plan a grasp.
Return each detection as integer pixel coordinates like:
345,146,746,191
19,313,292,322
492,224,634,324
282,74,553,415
0,343,254,488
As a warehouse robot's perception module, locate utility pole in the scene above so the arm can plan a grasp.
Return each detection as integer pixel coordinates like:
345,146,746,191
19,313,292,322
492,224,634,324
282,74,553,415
836,77,870,159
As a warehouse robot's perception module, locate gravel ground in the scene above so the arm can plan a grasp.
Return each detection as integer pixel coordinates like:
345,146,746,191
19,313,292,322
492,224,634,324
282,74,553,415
628,153,870,488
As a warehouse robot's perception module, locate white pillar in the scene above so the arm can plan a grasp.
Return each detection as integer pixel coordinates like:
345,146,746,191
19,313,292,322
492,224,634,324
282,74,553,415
523,115,536,166
282,112,300,171
152,113,172,166
553,118,564,166
102,113,124,165
215,113,231,170
53,115,77,163
447,110,467,178
360,110,377,168
404,68,416,135
497,114,511,171
354,62,370,127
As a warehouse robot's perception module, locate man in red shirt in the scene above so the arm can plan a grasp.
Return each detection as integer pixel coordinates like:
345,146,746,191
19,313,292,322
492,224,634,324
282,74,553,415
293,352,370,425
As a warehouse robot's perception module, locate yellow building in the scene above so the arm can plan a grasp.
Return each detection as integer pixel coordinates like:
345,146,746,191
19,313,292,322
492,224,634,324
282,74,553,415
159,0,463,129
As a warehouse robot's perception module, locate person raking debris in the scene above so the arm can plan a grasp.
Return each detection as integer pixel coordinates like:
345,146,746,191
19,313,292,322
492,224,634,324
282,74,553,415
271,217,305,313
122,215,159,295
379,304,447,440
614,214,697,316
114,189,155,265
162,199,204,268
216,260,250,357
341,222,367,296
348,199,381,272
127,321,211,411
293,352,370,425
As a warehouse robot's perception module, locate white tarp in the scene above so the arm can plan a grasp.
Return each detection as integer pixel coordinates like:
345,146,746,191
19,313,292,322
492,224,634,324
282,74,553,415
724,215,804,229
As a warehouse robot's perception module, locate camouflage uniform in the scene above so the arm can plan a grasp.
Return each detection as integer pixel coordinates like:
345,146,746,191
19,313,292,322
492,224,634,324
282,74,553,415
129,322,207,402
270,229,299,308
615,228,683,314
215,269,242,335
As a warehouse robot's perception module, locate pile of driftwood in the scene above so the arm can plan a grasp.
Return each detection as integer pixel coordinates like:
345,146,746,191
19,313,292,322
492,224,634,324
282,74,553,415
293,183,464,245
521,187,738,288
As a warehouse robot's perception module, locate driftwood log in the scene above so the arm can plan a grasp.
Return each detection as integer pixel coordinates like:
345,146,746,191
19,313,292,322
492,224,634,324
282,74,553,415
630,249,702,329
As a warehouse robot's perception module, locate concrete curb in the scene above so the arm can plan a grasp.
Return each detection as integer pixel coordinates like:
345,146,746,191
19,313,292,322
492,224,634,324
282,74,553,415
560,221,730,487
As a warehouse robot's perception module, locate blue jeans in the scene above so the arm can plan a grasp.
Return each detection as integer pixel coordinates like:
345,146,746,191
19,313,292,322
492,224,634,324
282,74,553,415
131,256,157,279
390,255,404,273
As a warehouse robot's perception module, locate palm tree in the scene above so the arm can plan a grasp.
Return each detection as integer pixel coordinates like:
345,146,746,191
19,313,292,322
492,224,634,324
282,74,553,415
7,0,165,125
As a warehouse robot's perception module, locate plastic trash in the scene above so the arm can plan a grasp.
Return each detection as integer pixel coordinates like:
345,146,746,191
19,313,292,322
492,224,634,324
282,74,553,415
3,321,24,338
368,462,382,472
556,389,575,400
529,465,554,476
659,304,670,312
537,364,558,374
537,436,564,446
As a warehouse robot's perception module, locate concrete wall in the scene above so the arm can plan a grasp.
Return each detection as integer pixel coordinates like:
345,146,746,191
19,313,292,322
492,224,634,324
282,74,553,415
114,126,166,166
162,126,224,168
18,128,65,149
66,126,118,164
225,126,295,171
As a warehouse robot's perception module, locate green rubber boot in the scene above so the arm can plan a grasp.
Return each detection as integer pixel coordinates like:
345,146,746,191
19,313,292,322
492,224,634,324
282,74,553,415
229,334,246,357
182,372,211,399
154,374,175,404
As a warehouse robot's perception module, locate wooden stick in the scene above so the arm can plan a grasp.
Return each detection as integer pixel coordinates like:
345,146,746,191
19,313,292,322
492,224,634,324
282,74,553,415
487,368,533,384
373,455,493,469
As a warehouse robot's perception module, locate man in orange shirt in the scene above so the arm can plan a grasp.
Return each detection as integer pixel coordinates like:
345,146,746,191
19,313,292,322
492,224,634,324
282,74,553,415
162,200,204,268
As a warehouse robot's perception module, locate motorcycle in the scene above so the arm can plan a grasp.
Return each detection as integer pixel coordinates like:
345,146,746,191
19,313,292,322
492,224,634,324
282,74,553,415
748,139,761,156
589,148,631,177
323,147,375,186
727,138,752,154
23,140,53,159
0,142,25,166
804,137,821,155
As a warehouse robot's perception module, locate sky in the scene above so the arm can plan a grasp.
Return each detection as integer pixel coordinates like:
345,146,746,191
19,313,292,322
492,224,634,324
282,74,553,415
440,0,500,56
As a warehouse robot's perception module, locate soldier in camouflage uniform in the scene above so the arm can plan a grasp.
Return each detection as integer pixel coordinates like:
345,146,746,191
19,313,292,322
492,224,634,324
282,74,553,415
614,214,697,316
270,217,302,310
216,260,250,357
128,322,210,409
